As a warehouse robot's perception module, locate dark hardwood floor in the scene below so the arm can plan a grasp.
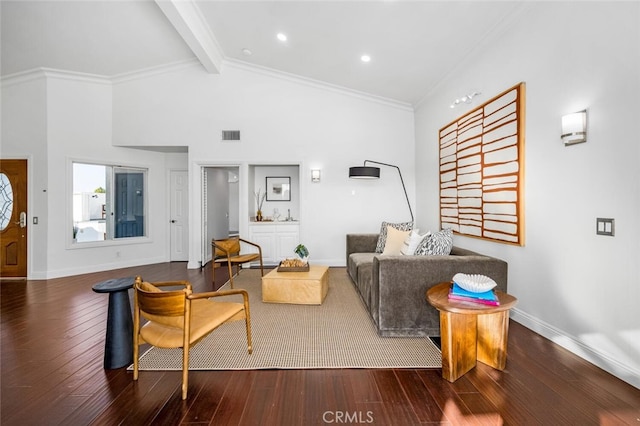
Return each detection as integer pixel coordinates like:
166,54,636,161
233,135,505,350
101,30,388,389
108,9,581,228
1,262,639,425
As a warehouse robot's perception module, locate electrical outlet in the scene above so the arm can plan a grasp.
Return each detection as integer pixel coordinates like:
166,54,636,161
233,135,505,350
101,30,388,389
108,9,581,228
596,218,614,236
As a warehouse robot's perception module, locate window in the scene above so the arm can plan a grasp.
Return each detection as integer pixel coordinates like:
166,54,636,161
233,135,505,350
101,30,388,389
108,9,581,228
72,162,147,243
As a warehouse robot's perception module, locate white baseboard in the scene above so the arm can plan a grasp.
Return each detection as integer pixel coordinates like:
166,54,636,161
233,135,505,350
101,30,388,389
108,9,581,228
35,255,168,280
511,308,640,390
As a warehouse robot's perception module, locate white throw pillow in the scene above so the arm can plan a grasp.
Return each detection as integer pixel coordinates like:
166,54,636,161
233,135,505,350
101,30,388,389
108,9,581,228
382,225,411,255
400,230,431,255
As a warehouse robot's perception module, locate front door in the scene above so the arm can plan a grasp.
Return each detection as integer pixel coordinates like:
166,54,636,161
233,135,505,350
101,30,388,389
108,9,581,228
0,159,28,278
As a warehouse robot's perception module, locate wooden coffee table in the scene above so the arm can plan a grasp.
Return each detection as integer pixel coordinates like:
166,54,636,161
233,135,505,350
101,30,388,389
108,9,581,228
426,282,518,382
262,265,329,305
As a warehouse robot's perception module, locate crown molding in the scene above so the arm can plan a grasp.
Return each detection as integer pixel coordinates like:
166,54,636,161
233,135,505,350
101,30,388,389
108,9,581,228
41,68,112,85
2,59,413,112
223,59,414,112
1,59,202,87
1,69,46,86
111,58,201,84
1,68,111,87
1,68,109,86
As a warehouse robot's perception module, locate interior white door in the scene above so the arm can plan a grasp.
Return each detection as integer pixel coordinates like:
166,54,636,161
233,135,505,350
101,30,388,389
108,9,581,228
170,170,189,261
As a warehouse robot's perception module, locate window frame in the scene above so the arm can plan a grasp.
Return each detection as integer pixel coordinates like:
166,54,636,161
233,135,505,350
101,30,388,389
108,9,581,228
68,158,150,249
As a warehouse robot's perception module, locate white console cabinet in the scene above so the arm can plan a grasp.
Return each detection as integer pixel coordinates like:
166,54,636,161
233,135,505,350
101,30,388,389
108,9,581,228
248,222,300,265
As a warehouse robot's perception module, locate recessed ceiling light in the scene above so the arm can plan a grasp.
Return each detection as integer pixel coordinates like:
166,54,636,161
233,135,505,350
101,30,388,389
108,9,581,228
277,33,287,42
361,55,371,63
241,48,253,56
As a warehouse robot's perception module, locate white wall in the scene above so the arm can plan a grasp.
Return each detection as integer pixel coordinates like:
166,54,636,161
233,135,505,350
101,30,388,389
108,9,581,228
414,2,640,388
113,63,416,267
2,73,49,276
2,72,173,278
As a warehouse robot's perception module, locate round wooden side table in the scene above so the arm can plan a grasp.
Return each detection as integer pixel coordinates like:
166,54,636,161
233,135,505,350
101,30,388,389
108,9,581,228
427,282,518,382
92,277,135,369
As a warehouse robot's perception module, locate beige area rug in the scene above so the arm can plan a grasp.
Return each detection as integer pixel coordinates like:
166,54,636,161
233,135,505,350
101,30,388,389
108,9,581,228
132,268,441,370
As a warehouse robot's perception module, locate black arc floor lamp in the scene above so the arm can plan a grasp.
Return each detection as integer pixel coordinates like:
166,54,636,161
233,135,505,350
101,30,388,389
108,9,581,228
349,160,414,223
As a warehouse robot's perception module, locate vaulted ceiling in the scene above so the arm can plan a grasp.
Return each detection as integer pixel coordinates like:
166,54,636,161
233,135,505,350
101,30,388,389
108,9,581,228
1,0,526,105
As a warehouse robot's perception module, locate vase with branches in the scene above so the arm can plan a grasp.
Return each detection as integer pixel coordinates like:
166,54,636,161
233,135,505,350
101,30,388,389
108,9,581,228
254,189,266,221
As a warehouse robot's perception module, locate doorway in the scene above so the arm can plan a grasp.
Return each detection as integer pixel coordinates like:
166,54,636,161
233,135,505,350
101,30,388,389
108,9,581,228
0,159,28,278
201,166,239,266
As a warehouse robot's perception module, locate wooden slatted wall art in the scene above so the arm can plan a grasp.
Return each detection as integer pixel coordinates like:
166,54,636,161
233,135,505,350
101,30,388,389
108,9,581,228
439,82,525,245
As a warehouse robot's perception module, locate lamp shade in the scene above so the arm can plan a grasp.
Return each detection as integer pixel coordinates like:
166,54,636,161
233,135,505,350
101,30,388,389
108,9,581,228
348,160,413,223
349,166,380,179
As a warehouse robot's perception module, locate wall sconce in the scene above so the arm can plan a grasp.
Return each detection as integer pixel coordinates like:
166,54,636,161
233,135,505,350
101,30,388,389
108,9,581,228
561,110,587,145
311,169,321,183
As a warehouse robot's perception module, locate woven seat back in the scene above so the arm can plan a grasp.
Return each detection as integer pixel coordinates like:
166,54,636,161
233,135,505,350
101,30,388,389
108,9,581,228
213,238,240,257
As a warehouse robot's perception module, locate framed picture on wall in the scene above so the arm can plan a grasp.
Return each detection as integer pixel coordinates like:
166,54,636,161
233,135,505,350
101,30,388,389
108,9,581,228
266,176,291,201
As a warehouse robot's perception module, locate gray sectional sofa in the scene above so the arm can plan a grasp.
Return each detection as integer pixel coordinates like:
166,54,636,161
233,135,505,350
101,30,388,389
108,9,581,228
346,233,508,337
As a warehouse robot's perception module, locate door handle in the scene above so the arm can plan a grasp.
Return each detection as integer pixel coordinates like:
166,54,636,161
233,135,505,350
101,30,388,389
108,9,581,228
14,212,27,228
171,220,176,223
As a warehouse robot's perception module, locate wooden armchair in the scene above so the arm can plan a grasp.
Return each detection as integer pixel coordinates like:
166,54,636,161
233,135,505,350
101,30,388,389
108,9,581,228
212,237,264,288
132,276,252,400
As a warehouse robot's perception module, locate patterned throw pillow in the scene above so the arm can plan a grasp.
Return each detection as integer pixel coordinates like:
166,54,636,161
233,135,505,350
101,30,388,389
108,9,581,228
375,221,414,253
415,228,453,256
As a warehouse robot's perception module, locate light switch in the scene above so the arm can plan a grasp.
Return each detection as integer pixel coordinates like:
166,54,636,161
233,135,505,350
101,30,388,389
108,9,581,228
596,218,614,236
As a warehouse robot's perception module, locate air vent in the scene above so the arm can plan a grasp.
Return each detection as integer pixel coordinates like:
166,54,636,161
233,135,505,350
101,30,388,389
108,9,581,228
221,130,241,142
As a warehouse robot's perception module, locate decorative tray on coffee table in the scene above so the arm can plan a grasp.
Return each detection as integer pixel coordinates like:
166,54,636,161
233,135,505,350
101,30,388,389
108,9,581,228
277,259,310,272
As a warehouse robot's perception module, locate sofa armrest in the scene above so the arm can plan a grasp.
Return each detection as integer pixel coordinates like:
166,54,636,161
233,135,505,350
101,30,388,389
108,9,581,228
346,234,379,262
371,253,508,335
375,254,508,291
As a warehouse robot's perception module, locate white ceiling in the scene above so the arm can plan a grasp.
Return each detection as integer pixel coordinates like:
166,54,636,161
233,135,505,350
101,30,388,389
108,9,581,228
1,0,526,105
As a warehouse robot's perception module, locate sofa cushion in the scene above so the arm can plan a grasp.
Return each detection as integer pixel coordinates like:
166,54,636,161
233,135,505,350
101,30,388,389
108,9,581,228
347,252,376,311
347,252,376,283
415,228,453,256
381,226,411,255
375,221,414,253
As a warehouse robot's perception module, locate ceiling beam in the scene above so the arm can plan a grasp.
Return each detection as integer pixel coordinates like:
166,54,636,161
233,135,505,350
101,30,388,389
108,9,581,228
155,0,223,74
